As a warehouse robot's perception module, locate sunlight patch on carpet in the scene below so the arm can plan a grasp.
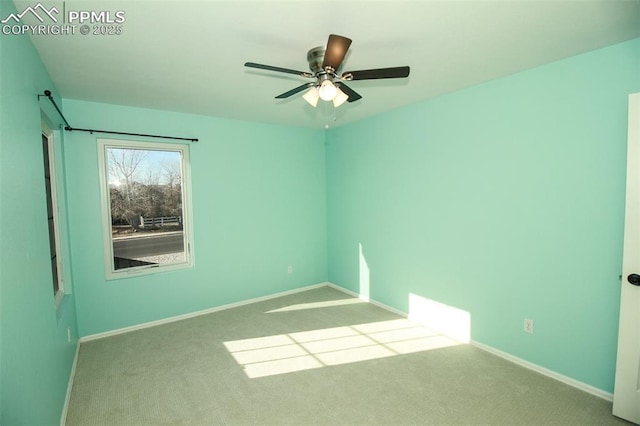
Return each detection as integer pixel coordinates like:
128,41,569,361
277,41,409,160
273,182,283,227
224,319,463,378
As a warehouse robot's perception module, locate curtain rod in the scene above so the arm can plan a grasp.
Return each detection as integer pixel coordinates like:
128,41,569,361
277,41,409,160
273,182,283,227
37,90,199,142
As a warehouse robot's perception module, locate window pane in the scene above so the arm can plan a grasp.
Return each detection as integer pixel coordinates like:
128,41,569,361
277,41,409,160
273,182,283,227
42,132,61,296
105,146,188,272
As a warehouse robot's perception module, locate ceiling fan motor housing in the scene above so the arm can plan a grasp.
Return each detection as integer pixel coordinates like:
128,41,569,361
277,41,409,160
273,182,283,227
307,47,326,74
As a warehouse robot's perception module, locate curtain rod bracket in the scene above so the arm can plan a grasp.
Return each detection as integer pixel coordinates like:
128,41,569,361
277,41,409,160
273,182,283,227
38,89,199,142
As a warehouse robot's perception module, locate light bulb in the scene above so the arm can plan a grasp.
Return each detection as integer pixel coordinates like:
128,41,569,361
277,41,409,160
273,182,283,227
318,80,337,101
302,87,320,107
332,87,349,107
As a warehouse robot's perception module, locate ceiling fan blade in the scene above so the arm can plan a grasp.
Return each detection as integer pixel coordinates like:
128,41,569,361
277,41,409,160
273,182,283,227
245,62,314,78
342,66,410,81
322,34,352,71
336,83,362,103
275,82,316,99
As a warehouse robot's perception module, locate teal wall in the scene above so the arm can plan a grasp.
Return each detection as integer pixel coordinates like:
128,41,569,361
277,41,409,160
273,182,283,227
61,100,328,337
326,38,640,393
0,1,78,424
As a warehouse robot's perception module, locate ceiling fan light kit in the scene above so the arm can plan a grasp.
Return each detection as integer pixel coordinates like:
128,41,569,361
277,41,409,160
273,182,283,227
302,87,320,107
332,88,349,107
318,78,338,101
245,34,410,108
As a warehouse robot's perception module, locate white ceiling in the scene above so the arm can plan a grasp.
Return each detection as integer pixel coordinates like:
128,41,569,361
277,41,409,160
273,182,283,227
17,0,640,129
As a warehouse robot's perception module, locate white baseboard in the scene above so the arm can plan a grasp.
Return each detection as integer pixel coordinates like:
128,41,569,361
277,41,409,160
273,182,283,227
79,282,329,342
327,282,408,317
327,281,613,402
60,339,80,426
470,340,613,401
327,282,361,299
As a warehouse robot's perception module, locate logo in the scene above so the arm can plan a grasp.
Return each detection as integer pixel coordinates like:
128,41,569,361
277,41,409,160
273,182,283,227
1,3,59,24
1,2,126,36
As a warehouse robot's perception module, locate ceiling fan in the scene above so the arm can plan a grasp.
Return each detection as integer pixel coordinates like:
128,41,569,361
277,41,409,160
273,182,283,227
245,34,410,108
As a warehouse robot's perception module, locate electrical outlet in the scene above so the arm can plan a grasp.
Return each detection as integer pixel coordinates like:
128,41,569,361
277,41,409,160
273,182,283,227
524,319,534,334
287,266,293,274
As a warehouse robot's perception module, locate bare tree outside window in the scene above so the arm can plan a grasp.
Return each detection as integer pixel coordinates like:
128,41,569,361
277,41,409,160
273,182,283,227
98,140,193,277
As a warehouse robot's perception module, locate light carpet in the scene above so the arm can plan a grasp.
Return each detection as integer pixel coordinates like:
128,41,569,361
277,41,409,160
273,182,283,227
65,286,630,425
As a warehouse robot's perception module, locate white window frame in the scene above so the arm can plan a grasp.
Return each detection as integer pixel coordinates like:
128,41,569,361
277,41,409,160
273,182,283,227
97,138,194,280
42,122,65,307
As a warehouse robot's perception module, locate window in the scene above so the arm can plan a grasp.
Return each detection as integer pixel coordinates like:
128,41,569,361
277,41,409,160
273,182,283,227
98,139,193,279
42,128,64,306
